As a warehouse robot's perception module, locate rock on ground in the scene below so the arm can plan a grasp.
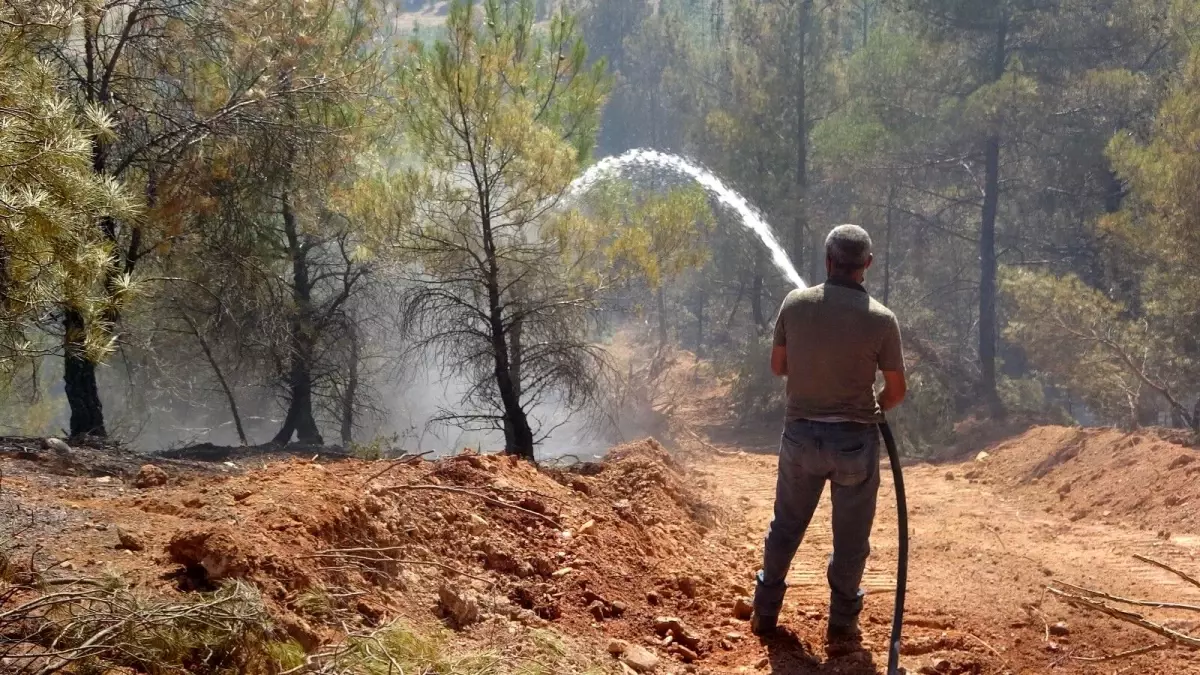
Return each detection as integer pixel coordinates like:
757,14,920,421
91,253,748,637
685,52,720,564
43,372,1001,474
134,464,170,488
621,644,660,673
733,597,753,621
438,584,481,628
42,438,71,455
116,528,145,552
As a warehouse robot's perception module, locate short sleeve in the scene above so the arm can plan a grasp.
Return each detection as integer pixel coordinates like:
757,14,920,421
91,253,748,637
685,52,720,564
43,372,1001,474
772,303,787,347
879,315,905,373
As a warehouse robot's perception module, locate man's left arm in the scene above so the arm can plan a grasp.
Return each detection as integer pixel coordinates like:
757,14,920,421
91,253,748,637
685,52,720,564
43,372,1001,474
878,315,907,410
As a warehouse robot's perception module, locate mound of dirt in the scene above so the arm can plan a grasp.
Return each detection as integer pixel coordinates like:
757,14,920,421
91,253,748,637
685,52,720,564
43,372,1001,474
0,436,750,670
970,426,1200,535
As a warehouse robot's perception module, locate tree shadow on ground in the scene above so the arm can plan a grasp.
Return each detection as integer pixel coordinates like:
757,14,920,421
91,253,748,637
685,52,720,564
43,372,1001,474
760,628,879,674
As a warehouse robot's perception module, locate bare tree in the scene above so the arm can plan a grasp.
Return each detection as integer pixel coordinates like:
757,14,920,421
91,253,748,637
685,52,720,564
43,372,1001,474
393,0,610,460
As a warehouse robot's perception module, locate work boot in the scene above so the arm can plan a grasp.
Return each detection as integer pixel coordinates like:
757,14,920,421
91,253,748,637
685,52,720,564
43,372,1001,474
825,620,861,643
750,612,777,636
825,620,865,659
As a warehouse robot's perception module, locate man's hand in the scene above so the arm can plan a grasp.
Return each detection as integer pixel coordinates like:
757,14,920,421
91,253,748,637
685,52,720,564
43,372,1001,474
878,370,907,411
771,345,787,377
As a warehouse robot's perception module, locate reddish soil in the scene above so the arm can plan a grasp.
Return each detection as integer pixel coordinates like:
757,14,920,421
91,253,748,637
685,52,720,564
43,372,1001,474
970,426,1200,537
688,426,1200,674
0,438,747,671
3,424,1200,674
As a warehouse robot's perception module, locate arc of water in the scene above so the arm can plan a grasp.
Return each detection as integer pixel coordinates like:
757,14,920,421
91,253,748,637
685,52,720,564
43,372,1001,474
569,149,808,290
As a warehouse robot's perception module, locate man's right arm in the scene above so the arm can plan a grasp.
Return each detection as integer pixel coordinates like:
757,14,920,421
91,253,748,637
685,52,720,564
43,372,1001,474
770,299,788,378
878,315,907,411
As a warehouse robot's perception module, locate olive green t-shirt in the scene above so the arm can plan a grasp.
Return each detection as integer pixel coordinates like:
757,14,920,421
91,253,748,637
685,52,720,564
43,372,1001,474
772,279,905,424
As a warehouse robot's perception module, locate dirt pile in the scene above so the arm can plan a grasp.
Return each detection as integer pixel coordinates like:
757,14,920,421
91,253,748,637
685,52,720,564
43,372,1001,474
969,425,1200,536
0,436,756,671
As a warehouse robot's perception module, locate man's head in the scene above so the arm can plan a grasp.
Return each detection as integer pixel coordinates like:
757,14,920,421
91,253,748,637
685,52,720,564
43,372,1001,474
825,224,873,283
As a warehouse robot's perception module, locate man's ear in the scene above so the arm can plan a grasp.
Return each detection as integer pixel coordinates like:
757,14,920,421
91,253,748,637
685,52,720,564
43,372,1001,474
864,253,874,270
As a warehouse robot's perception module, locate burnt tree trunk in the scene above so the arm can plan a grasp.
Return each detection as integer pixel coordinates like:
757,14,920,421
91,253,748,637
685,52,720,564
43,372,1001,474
503,315,524,449
64,115,113,438
273,193,323,446
63,308,106,438
340,319,359,447
751,250,767,333
978,14,1007,417
479,211,534,459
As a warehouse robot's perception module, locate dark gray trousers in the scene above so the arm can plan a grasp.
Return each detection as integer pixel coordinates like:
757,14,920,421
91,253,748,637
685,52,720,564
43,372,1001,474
753,419,881,627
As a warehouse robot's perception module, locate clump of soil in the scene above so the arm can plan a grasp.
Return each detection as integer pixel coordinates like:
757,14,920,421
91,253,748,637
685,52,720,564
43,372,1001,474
970,426,1200,534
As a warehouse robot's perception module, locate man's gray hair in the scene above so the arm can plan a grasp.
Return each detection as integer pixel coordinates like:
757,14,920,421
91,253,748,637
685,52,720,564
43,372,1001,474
825,224,872,273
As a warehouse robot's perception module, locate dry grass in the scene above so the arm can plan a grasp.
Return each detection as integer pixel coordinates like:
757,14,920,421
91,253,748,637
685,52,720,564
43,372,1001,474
1,552,613,675
0,573,300,674
288,623,613,675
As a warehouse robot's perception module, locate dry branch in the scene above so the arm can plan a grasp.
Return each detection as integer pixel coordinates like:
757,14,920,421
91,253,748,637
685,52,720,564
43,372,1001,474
1,579,274,674
379,484,562,528
683,428,739,456
1133,554,1200,590
1070,643,1171,662
1047,586,1200,649
1055,580,1200,613
359,451,434,486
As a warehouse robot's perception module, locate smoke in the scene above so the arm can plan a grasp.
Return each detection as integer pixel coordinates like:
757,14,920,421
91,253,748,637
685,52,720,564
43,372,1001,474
4,329,623,461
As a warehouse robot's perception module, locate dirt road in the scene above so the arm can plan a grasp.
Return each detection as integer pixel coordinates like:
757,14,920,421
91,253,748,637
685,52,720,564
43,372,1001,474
693,443,1200,674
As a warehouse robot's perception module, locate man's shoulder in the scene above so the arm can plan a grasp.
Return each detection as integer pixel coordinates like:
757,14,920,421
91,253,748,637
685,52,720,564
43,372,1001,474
785,286,823,302
780,286,823,311
866,296,898,322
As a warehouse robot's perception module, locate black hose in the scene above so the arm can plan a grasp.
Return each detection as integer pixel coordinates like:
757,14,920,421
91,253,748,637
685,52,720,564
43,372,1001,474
879,421,908,675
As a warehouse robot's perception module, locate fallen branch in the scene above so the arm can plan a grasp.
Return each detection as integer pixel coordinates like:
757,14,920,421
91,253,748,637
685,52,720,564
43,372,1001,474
484,484,566,506
1133,554,1200,590
683,428,739,456
1070,643,1171,662
1047,586,1200,649
360,451,434,486
960,631,1005,662
380,484,562,528
1055,581,1200,613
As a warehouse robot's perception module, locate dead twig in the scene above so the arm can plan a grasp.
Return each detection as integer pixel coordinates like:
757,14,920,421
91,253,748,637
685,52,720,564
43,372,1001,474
959,631,1004,660
483,484,566,506
683,428,739,456
360,451,434,486
1048,586,1200,649
380,484,562,528
1133,554,1200,590
1028,603,1051,643
1070,643,1171,662
1055,580,1200,613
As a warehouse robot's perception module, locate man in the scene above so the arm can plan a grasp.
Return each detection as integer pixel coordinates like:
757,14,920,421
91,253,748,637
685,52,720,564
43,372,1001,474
751,224,907,644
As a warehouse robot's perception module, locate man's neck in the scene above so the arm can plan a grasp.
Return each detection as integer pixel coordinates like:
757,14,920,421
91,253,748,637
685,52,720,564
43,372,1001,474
825,275,867,293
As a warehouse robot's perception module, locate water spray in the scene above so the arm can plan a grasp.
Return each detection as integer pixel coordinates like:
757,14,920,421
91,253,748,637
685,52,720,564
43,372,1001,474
571,148,909,674
569,149,806,289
